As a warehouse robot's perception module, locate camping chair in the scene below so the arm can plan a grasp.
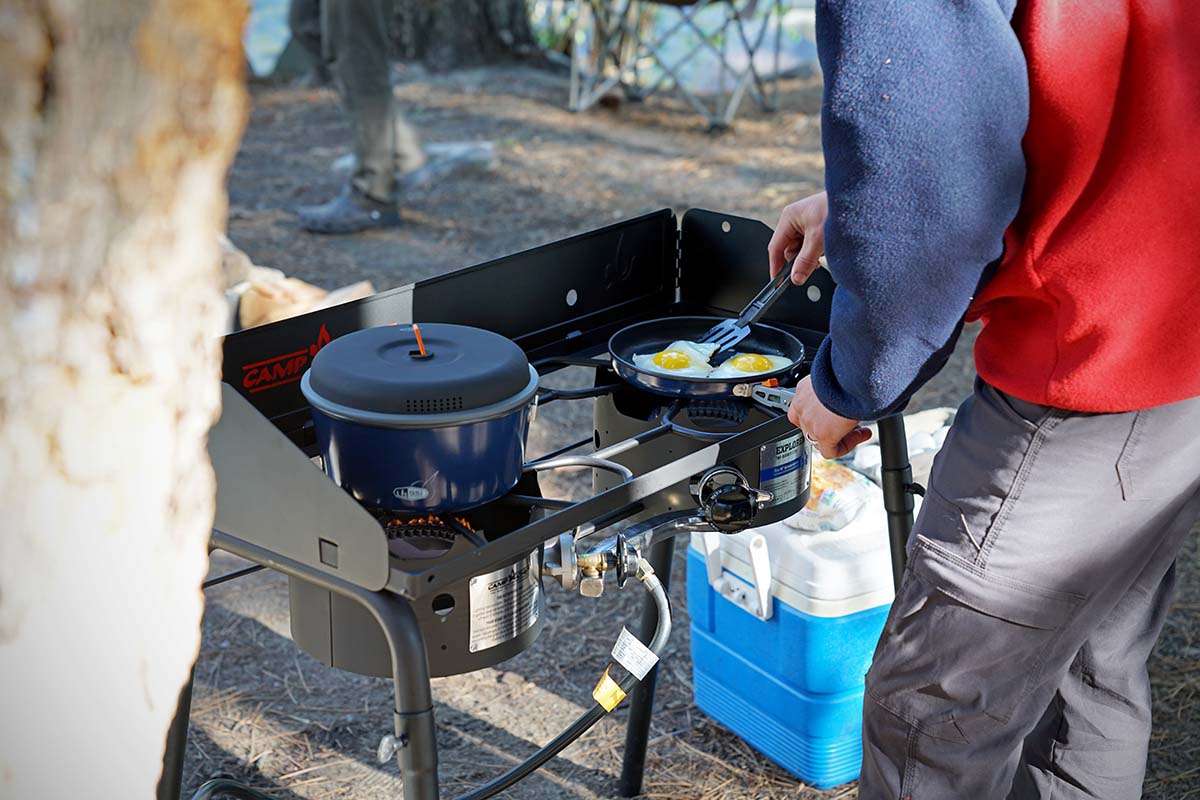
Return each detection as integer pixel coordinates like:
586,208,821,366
568,0,786,130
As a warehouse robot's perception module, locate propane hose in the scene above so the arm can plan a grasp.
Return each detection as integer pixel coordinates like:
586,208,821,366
451,559,670,800
189,561,672,800
190,778,275,800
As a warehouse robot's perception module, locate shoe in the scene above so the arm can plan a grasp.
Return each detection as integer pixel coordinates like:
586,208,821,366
297,187,401,235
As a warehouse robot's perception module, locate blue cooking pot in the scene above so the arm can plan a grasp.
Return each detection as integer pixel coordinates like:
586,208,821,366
301,324,539,515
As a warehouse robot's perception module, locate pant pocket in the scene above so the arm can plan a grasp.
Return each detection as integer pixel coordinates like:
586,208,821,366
980,379,1059,431
1113,406,1198,502
923,381,1069,566
907,485,984,564
866,538,1083,745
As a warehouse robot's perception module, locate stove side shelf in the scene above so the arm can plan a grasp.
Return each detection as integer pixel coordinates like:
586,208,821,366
208,382,391,592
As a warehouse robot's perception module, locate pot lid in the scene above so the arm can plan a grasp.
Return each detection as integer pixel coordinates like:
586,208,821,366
306,323,532,415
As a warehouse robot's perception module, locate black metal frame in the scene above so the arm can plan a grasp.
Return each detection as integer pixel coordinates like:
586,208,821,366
164,209,917,800
212,530,440,799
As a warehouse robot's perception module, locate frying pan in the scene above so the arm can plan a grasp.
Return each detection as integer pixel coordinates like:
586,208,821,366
608,316,806,400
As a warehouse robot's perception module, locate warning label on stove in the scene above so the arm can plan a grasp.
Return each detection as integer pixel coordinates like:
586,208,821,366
468,552,541,653
759,434,809,507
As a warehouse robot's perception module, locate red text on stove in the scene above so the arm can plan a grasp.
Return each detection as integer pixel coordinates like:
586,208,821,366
241,324,332,393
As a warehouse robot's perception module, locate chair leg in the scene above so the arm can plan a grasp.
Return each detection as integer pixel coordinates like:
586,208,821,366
569,0,785,127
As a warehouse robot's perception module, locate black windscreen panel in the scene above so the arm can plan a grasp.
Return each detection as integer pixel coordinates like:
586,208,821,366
220,283,419,424
221,209,678,426
678,208,834,336
411,208,678,355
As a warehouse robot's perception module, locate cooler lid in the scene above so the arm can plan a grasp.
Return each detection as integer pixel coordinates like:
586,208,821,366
306,323,532,416
746,492,893,602
697,484,918,613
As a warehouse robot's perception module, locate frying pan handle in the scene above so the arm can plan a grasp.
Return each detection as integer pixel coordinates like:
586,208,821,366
783,359,807,388
737,258,794,328
732,383,797,413
748,384,796,413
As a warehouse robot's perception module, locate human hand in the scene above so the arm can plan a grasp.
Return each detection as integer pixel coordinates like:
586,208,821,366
767,191,828,286
786,376,873,459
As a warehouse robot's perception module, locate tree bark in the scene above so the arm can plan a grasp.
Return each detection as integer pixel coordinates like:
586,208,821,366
0,1,246,797
393,0,536,71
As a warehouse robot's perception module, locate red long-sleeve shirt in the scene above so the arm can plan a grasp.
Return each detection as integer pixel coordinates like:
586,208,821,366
967,0,1200,411
812,0,1200,420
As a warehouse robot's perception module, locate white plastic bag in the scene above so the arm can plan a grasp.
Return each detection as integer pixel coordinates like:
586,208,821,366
785,461,875,532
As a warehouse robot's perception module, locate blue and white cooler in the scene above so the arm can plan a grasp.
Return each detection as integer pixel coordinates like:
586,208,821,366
686,464,899,789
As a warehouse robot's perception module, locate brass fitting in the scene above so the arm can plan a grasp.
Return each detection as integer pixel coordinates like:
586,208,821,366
576,552,610,572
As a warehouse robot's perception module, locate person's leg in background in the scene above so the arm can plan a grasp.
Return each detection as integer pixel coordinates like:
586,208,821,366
1011,558,1179,799
287,0,329,85
327,0,396,205
858,380,1200,799
299,0,418,233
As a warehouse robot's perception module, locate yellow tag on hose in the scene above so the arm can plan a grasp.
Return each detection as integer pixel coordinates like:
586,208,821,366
592,666,626,713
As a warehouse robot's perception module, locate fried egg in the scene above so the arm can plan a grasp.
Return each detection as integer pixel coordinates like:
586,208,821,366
632,340,719,378
708,352,791,379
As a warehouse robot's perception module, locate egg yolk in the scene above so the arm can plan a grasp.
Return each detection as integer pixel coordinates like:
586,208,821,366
652,350,691,370
730,354,772,372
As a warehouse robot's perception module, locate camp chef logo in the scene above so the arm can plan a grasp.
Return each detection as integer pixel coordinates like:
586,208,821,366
393,471,440,502
241,324,332,394
487,561,530,591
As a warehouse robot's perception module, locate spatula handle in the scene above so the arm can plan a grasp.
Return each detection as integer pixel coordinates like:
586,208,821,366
737,260,794,327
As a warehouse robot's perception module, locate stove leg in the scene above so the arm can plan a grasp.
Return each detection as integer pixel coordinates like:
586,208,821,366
208,532,441,800
877,414,915,591
156,666,195,800
373,592,440,800
618,536,674,797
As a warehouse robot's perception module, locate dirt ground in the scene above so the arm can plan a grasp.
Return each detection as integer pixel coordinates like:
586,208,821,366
189,65,1200,799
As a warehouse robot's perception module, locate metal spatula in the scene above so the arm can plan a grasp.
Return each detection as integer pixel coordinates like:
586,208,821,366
698,262,794,365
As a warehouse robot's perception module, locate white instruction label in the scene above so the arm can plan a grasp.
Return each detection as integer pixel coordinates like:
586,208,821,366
468,552,540,653
611,626,659,681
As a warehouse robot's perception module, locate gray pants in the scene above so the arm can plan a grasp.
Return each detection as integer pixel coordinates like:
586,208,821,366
289,0,423,203
861,379,1200,799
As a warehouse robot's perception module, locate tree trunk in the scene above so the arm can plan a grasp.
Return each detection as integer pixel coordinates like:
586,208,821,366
393,0,536,71
0,1,246,798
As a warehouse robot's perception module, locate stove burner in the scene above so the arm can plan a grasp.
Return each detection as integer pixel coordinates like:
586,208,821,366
381,514,480,560
684,399,749,427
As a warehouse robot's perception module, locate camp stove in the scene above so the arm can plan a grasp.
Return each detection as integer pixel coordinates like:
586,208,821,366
163,210,918,800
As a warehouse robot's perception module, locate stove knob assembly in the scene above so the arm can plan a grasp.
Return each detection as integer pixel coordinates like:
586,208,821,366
542,531,580,591
691,467,772,534
543,524,619,598
546,480,770,600
704,483,758,532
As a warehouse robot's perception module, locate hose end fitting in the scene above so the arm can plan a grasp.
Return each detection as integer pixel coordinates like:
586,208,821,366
636,558,662,593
